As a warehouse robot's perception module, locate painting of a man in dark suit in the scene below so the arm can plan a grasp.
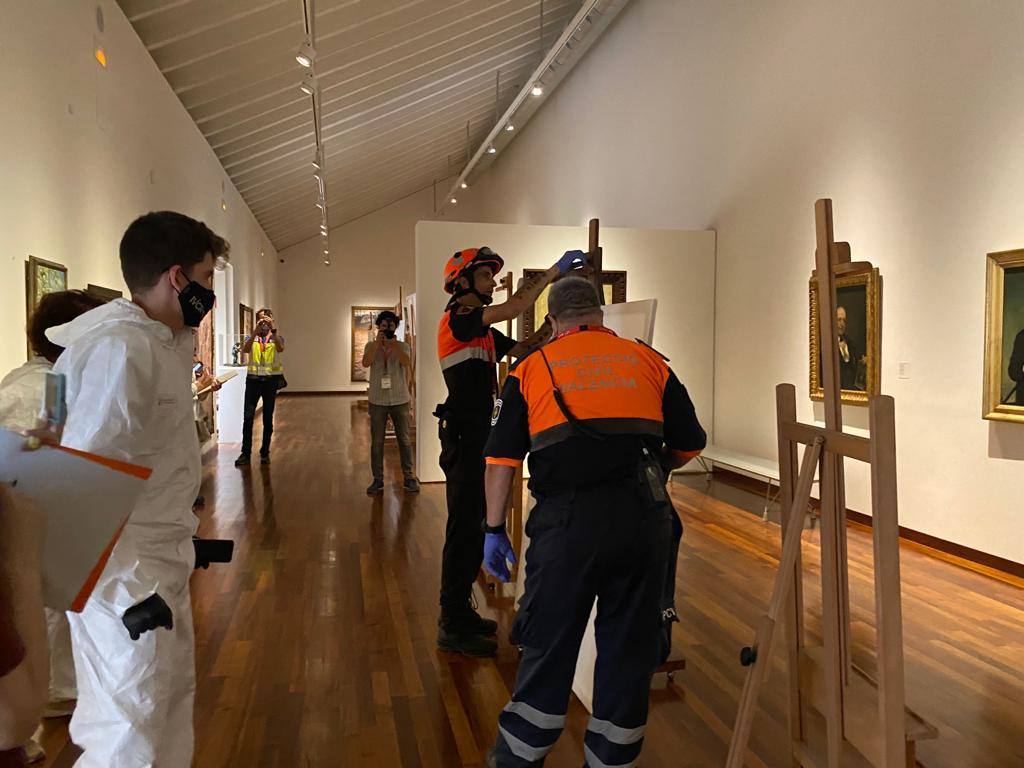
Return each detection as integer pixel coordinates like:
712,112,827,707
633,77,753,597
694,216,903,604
1006,328,1024,405
836,305,866,391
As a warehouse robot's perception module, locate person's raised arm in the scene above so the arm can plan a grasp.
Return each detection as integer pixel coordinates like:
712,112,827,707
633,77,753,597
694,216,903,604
241,334,255,354
361,337,379,368
481,250,585,327
270,327,284,352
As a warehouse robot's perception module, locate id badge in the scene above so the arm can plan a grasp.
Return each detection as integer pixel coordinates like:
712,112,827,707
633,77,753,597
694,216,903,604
381,375,392,390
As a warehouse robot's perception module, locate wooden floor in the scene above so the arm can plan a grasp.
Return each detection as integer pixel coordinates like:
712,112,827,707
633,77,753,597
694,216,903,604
39,395,1024,767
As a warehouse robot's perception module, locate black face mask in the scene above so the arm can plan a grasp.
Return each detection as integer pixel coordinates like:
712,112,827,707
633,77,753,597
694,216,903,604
383,328,396,339
176,277,215,328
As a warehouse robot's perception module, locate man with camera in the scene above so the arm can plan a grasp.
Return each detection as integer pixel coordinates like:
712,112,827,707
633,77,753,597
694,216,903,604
362,310,418,494
235,308,285,466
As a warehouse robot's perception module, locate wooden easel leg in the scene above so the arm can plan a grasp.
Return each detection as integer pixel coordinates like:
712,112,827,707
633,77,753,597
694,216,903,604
870,396,908,767
819,452,845,768
776,385,805,766
725,437,822,768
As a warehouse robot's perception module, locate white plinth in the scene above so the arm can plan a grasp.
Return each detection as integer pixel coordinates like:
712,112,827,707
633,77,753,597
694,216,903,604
216,366,248,444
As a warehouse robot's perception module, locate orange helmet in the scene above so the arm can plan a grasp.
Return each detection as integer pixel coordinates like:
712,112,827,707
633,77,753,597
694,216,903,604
442,247,504,294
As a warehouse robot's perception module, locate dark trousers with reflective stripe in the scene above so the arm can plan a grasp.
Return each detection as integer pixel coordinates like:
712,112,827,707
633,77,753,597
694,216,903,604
493,481,672,767
438,413,489,623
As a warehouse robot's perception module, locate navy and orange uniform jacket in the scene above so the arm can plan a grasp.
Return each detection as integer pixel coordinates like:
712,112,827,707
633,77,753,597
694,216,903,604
437,300,516,422
483,326,706,493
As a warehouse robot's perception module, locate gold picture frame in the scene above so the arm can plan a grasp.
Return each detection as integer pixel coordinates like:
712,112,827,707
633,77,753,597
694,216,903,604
25,255,68,358
521,269,627,339
982,248,1024,423
809,267,881,406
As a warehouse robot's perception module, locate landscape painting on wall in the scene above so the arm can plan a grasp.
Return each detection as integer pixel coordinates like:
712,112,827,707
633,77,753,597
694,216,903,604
25,256,68,357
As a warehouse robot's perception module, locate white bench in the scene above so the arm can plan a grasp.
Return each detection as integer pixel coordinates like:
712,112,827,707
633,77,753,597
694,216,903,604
674,446,813,521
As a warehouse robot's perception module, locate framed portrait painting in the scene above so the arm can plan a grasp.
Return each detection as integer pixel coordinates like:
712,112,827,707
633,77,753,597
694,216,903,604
982,248,1024,423
351,305,394,382
520,270,627,339
809,267,881,405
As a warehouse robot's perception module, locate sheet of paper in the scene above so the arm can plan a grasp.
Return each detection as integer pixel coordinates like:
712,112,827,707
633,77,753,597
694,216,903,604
0,429,151,611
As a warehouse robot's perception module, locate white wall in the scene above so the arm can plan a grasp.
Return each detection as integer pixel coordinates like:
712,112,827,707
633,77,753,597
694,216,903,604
0,0,278,377
449,0,1024,564
415,221,716,482
276,188,432,391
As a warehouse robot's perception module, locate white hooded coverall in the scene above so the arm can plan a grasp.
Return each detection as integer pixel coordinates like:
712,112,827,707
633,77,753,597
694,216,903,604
49,299,200,768
0,356,78,703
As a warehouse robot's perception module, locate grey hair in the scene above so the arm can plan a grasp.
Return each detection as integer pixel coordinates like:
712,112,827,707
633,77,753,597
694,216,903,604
547,277,601,321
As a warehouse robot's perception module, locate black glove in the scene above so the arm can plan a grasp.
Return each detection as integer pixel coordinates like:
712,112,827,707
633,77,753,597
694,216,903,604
193,537,234,569
122,594,173,641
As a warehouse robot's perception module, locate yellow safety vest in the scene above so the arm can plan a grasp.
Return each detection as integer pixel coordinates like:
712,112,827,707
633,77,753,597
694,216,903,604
248,338,284,377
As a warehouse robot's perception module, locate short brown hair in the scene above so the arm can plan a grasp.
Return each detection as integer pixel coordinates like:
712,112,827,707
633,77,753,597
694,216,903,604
548,277,601,321
29,290,105,363
120,211,229,292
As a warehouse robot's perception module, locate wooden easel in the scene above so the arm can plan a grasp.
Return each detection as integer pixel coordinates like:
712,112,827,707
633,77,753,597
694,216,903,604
725,200,936,767
494,271,526,562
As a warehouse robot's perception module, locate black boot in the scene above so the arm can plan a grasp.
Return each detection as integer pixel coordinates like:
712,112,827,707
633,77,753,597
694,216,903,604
437,625,498,658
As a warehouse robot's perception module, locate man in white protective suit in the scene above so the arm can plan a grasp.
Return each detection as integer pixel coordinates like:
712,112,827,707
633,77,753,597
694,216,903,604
47,211,228,768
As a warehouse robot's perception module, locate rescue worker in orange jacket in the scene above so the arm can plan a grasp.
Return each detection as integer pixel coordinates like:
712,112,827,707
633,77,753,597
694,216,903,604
481,277,706,767
435,246,585,657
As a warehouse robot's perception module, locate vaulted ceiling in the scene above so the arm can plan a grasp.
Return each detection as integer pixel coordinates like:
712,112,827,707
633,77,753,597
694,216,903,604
117,0,585,250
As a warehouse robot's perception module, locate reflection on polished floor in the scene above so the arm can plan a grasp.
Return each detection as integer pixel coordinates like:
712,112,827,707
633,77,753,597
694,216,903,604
39,395,1024,767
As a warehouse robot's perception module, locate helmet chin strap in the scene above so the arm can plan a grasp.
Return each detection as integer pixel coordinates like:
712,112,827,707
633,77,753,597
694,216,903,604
452,285,494,306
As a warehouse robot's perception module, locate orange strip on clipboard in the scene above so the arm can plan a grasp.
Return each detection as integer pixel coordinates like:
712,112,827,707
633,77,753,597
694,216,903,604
71,517,129,613
53,445,151,612
56,445,153,480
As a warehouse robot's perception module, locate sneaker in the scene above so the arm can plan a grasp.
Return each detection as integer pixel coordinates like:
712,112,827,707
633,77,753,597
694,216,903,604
234,454,250,466
403,477,421,493
437,626,498,658
366,479,384,495
260,452,270,465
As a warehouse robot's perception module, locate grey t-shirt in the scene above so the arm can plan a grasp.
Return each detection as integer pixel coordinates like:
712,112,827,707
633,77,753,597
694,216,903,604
364,340,411,406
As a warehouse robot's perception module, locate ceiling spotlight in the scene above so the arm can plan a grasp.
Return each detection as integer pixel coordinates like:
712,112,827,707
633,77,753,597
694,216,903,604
505,124,515,132
324,260,330,265
531,84,544,97
312,159,321,170
324,249,329,255
487,146,496,154
460,182,468,189
316,202,324,210
450,198,457,204
296,39,316,68
300,72,317,95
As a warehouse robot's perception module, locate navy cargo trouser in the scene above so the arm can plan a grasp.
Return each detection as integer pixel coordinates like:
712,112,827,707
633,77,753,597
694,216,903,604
437,407,490,624
491,479,673,767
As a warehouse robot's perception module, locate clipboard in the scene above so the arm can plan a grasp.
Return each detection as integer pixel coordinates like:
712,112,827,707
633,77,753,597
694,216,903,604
195,370,238,396
0,429,152,612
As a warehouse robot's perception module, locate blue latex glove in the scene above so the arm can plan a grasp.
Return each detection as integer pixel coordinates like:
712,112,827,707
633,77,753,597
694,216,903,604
554,249,587,275
483,530,517,582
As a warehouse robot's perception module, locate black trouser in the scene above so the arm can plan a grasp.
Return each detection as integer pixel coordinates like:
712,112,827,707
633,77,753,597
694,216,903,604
492,481,672,767
437,410,489,626
241,376,279,456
